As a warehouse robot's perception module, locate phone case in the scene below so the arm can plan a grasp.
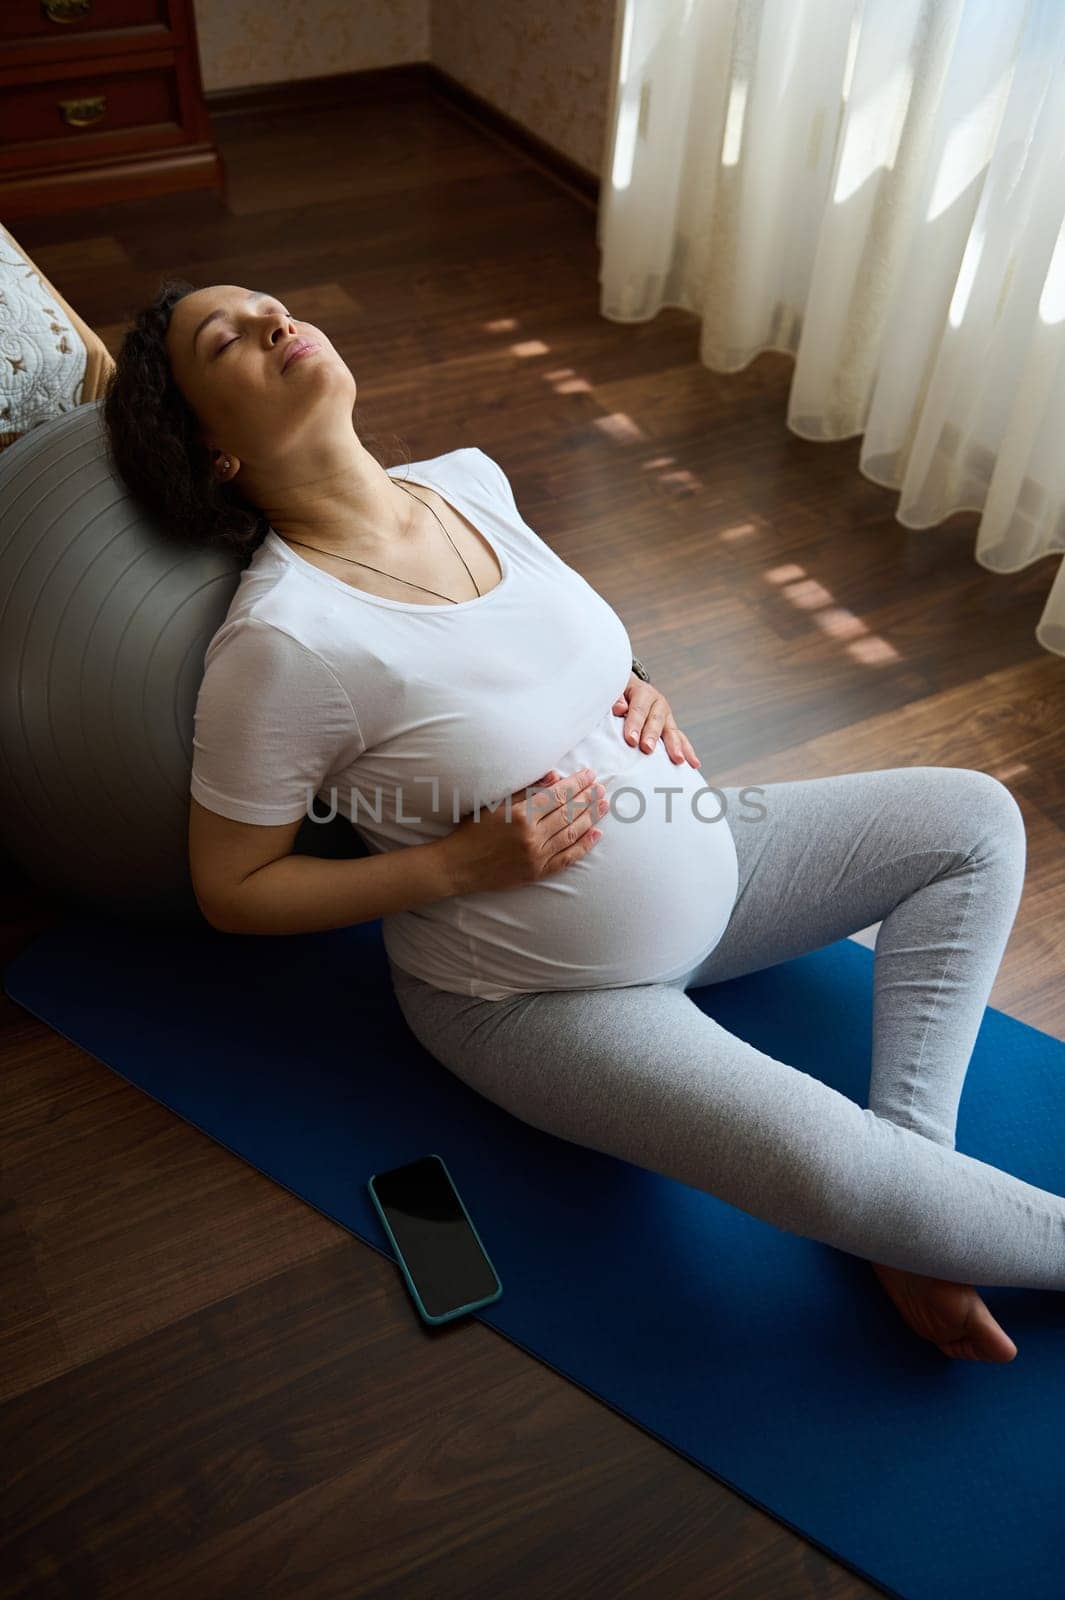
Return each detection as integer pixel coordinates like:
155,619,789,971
368,1152,504,1326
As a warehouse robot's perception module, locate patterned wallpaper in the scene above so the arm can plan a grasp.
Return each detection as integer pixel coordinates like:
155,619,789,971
191,0,618,178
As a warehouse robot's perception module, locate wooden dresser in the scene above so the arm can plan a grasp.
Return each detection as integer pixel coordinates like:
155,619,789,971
0,0,224,221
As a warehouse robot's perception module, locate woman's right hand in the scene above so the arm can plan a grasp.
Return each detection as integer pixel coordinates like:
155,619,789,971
444,767,608,895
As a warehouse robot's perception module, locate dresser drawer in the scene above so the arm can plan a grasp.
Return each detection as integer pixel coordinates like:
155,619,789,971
0,0,219,221
0,0,170,45
0,56,188,170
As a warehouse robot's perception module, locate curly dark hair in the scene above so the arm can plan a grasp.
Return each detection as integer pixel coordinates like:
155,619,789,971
102,275,407,562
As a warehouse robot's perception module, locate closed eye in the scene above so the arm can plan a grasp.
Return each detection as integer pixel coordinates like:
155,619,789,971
213,305,291,358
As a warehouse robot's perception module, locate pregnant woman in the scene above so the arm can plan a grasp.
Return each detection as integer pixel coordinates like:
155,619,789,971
105,280,1065,1365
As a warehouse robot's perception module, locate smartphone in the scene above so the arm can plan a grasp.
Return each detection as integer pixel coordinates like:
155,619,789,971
368,1154,503,1326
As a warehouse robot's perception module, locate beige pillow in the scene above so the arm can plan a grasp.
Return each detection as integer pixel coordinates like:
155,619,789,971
0,220,115,453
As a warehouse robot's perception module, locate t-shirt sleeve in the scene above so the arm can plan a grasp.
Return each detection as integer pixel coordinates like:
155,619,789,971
189,616,365,825
472,447,519,515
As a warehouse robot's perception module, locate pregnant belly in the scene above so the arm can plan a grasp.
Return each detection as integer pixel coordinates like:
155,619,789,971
450,708,740,993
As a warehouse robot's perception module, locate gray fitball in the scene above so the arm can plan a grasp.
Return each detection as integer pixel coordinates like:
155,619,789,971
0,400,362,930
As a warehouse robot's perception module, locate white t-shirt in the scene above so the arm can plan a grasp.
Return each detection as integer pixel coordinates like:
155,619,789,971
190,447,739,999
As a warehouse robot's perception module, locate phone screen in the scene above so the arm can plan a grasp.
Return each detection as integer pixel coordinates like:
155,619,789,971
370,1155,501,1321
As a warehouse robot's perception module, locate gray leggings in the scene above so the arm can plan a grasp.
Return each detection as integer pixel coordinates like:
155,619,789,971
388,766,1065,1289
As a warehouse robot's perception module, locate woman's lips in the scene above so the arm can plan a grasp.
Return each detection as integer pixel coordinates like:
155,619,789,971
282,341,318,372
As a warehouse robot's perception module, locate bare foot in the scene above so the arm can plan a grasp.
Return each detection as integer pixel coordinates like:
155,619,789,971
871,1262,1018,1362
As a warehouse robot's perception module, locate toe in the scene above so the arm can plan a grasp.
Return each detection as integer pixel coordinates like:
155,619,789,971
968,1305,1018,1362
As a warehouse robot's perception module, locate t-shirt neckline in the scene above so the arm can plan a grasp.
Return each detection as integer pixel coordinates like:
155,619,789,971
265,462,511,612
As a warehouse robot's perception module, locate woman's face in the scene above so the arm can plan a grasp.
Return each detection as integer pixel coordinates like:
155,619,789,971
165,284,355,473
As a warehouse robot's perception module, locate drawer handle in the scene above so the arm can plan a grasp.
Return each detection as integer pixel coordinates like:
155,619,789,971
42,0,92,21
59,94,106,128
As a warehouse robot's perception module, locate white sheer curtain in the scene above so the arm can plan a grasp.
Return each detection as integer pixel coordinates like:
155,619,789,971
598,0,1065,657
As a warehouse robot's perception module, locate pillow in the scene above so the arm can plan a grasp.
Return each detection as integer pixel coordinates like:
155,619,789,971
0,221,116,453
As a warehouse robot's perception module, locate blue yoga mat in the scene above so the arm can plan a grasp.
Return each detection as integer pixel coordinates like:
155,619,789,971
5,911,1065,1600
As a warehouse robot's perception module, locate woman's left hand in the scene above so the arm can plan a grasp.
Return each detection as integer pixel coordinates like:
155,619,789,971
612,674,702,768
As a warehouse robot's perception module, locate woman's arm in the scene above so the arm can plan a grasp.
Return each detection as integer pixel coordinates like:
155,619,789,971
190,798,462,936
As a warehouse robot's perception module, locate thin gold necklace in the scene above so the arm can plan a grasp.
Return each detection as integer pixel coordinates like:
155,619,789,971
282,480,481,604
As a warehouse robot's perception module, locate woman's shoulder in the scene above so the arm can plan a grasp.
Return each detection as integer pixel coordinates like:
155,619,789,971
204,540,346,664
391,446,514,501
200,608,334,686
439,446,520,517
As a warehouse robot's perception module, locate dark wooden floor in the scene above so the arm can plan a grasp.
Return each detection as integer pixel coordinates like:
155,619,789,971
3,73,1064,1600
